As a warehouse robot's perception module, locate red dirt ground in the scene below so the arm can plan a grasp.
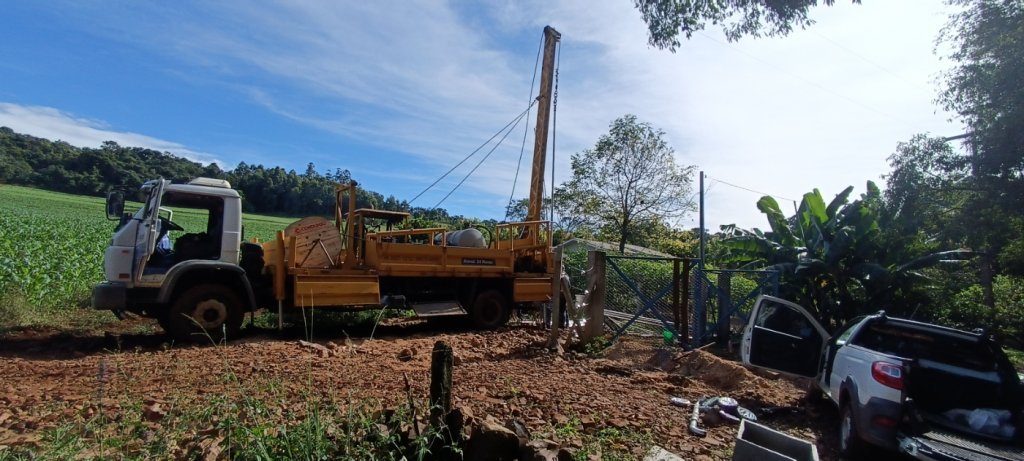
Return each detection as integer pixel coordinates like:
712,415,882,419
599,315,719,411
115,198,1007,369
0,318,846,460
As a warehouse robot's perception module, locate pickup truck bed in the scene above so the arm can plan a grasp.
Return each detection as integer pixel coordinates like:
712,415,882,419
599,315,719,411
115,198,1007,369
902,428,1024,461
741,295,1023,460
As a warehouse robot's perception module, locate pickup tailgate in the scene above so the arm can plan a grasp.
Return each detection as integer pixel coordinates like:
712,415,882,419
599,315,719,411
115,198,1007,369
899,429,1024,461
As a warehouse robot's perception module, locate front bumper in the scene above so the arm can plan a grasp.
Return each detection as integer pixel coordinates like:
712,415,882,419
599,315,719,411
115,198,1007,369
92,282,126,311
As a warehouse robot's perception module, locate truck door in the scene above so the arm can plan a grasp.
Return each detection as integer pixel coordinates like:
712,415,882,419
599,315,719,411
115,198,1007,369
133,179,169,281
741,295,829,378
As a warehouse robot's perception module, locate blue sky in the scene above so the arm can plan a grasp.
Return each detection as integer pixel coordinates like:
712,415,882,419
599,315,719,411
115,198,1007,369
0,1,959,230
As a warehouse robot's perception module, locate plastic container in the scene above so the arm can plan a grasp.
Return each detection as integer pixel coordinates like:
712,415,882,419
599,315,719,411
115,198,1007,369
670,397,691,407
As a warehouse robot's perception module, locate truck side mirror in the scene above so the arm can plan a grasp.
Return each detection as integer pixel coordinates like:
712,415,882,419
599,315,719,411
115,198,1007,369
106,191,125,221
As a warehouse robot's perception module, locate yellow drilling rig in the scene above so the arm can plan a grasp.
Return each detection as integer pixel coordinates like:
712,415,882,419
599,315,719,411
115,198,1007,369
92,27,563,341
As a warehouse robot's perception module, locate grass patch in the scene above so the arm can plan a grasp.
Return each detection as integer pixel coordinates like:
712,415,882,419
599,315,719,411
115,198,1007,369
0,289,115,335
540,412,654,461
579,426,655,461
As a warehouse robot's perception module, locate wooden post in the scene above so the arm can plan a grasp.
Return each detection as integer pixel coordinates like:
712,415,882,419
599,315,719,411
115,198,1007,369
429,341,454,429
546,246,563,349
275,230,286,331
581,250,606,343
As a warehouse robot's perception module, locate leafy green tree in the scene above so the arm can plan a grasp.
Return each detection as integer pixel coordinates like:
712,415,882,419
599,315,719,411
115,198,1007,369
605,215,697,257
633,0,860,49
941,1,1024,195
561,115,696,253
881,0,1024,307
722,183,969,330
505,189,594,237
934,0,1024,295
0,152,32,184
883,134,1017,307
932,275,1024,348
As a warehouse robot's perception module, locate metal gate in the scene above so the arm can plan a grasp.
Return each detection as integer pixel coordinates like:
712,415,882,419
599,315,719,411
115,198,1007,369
591,254,777,347
601,256,696,343
691,269,779,347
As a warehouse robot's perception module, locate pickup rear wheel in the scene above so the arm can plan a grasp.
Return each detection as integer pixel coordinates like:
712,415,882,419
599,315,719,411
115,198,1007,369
839,402,866,458
471,290,510,330
165,284,243,343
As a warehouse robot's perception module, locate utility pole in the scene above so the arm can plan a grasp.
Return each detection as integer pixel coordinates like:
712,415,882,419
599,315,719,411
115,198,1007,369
698,171,705,271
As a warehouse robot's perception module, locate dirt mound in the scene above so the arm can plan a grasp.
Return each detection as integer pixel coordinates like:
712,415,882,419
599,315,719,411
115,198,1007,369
601,340,802,409
602,338,763,391
603,336,659,363
674,350,761,391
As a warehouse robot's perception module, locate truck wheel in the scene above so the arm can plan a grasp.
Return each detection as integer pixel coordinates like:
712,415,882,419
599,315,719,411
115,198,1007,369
471,290,510,330
839,402,866,458
166,284,243,343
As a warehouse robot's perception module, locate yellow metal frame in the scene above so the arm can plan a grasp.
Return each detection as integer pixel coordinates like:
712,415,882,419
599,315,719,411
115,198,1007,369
263,195,556,308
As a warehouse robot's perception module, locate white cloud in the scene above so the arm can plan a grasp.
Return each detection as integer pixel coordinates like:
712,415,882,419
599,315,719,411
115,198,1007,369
0,103,223,166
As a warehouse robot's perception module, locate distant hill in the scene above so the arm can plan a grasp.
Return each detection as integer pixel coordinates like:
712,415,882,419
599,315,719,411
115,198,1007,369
0,126,479,226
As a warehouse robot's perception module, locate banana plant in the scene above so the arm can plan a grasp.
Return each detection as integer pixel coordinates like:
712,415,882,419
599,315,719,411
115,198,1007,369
722,182,972,330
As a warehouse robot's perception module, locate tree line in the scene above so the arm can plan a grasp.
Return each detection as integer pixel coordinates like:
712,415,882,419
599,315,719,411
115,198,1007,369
0,127,482,227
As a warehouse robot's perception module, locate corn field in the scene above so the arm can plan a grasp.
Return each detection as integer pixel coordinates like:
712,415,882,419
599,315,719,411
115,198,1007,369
0,185,298,314
0,187,109,309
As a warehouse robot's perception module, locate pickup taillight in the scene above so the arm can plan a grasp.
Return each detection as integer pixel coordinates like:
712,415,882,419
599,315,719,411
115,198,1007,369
871,361,904,390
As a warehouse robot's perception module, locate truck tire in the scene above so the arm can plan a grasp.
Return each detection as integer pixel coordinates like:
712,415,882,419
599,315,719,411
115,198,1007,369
471,290,510,330
165,284,244,343
839,402,866,458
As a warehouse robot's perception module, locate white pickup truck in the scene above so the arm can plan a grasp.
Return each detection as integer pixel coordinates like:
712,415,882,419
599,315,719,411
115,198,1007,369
742,295,1023,460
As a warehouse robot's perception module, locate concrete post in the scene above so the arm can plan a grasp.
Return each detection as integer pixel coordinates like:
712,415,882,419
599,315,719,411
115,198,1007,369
582,250,606,343
546,246,563,349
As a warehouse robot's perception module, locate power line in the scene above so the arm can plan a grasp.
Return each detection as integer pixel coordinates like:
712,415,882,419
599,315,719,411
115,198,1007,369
432,106,533,209
809,29,927,92
409,101,536,205
708,175,798,203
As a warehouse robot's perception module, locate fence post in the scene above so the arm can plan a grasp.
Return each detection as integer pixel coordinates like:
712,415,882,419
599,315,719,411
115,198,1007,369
547,246,564,349
716,272,732,348
681,259,691,347
672,259,681,339
429,341,454,428
582,250,606,343
693,268,705,346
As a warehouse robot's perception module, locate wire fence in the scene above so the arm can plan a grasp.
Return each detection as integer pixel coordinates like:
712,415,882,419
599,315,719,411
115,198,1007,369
564,250,779,347
603,256,693,341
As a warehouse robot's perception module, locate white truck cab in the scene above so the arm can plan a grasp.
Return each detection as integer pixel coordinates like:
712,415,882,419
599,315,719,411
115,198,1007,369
93,178,260,342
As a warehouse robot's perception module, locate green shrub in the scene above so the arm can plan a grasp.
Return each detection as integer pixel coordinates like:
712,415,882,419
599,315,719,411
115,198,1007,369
931,275,1024,348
